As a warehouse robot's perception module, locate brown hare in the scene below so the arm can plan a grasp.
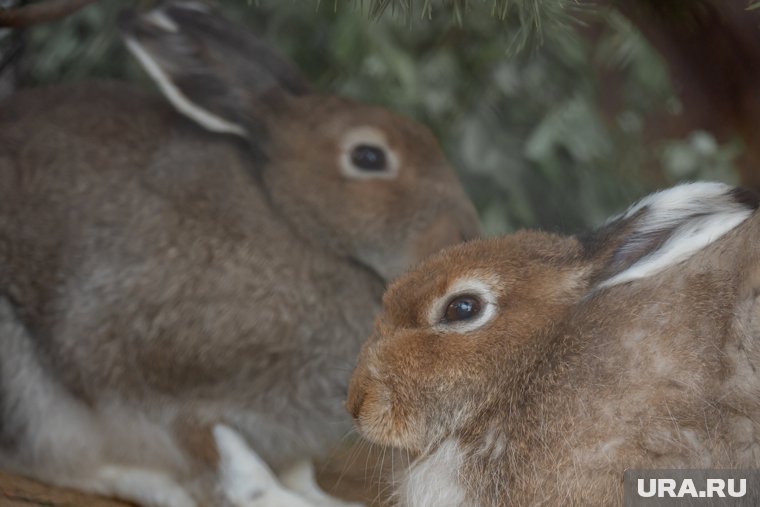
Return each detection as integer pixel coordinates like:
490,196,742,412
348,182,760,506
0,2,479,507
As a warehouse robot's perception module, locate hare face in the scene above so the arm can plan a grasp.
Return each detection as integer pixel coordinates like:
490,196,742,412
348,182,760,507
260,93,481,281
121,3,481,284
347,233,587,451
348,183,760,454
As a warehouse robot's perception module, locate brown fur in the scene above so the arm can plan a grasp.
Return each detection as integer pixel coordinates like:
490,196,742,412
349,195,760,506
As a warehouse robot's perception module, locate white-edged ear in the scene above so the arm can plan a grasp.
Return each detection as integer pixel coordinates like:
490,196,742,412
118,2,312,137
587,182,759,289
122,37,247,137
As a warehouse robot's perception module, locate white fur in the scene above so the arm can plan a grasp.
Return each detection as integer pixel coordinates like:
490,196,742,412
398,440,469,507
212,424,314,507
279,459,364,507
0,303,100,475
428,275,499,333
83,466,196,507
123,37,247,137
144,9,178,32
599,182,753,288
339,126,400,180
477,422,508,460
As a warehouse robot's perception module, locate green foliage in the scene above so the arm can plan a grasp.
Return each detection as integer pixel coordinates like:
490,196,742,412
21,0,145,84
364,0,584,54
15,0,741,235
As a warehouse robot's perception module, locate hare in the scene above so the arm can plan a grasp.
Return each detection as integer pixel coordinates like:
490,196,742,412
0,2,480,507
348,182,760,506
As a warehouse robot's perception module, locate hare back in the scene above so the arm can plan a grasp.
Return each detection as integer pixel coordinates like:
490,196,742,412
504,220,760,505
0,82,383,459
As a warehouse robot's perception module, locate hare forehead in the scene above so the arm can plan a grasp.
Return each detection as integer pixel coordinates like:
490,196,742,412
444,275,501,301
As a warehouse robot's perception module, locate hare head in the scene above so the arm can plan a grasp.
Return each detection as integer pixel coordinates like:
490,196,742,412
120,2,480,281
347,182,759,452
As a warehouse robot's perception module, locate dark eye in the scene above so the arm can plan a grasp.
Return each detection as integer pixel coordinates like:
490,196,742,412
350,144,387,172
443,295,482,323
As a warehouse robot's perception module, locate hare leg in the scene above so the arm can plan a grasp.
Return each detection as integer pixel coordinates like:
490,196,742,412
279,459,365,507
212,424,315,507
76,466,197,507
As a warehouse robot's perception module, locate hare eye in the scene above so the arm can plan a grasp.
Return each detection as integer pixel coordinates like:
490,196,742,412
443,295,482,323
339,127,398,180
350,144,387,172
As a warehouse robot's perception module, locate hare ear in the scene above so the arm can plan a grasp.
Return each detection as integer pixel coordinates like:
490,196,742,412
118,2,312,138
581,182,759,289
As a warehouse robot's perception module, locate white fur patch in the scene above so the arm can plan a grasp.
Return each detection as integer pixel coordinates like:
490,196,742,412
123,37,247,137
144,9,178,33
398,440,468,507
428,275,499,333
279,459,364,507
477,422,508,460
88,466,196,507
599,182,753,288
212,424,314,507
339,126,400,180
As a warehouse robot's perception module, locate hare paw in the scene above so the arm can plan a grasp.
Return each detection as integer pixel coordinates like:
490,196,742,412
213,424,315,507
280,459,365,507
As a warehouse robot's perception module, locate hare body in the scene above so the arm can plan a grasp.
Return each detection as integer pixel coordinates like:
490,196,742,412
0,3,479,506
0,82,380,469
349,183,760,506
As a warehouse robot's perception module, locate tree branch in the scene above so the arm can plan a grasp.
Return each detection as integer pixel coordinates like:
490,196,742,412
0,0,99,28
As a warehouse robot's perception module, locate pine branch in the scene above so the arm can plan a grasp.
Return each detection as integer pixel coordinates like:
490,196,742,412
365,0,586,52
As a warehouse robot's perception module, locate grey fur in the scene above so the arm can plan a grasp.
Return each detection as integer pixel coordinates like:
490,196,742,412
0,3,479,505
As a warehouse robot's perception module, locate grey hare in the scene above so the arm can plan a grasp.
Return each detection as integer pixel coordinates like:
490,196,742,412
0,2,480,506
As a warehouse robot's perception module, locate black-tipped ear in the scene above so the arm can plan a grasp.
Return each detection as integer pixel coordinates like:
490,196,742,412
118,1,312,137
580,183,760,289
